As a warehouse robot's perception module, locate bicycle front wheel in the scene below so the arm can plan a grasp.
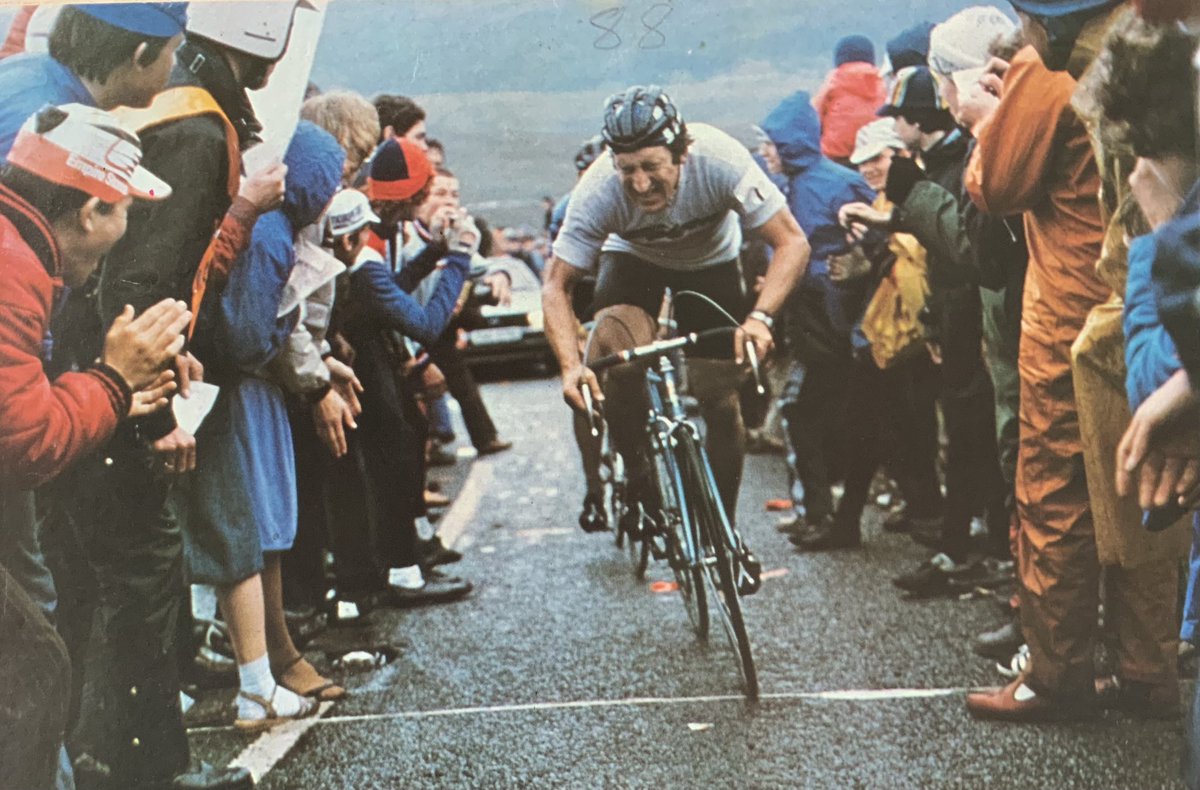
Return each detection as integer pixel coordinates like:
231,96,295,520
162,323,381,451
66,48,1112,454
650,435,707,637
676,430,758,700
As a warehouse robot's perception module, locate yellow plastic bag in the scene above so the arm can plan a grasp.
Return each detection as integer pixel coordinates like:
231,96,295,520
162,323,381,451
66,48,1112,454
861,231,929,369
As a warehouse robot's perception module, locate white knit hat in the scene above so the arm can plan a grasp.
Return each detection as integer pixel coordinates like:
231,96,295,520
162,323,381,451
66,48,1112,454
929,6,1016,90
850,119,904,166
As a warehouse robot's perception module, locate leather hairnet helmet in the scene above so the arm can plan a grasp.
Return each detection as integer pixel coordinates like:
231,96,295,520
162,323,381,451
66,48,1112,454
574,135,607,172
1008,0,1119,17
601,85,687,154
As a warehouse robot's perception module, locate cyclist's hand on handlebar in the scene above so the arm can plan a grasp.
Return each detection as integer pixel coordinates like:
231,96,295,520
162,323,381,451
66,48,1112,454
735,319,773,365
563,364,603,415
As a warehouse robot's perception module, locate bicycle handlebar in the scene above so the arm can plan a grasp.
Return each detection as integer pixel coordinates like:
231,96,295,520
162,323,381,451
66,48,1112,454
580,325,769,436
586,327,735,372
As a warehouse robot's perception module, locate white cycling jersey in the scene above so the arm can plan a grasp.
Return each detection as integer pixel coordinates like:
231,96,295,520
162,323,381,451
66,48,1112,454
553,123,787,272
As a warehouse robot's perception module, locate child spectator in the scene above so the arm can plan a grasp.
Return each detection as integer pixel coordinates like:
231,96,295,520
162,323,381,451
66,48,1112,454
813,34,887,167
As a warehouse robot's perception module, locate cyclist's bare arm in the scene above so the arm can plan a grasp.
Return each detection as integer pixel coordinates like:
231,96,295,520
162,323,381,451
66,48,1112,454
542,255,602,414
736,207,809,362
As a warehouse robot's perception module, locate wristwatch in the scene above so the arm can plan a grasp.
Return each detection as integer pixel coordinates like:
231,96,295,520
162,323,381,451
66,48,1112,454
747,309,774,330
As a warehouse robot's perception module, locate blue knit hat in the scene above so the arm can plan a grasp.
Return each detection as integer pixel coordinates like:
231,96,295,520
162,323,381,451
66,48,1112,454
886,22,934,71
834,35,875,66
76,4,188,39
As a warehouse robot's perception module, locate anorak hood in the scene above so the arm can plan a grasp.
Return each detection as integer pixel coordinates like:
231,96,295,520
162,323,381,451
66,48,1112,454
761,90,822,173
280,120,344,231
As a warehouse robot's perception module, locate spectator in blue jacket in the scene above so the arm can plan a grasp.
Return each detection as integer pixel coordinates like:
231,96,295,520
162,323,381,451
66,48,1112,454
759,89,876,550
329,138,479,609
187,121,345,730
0,4,185,158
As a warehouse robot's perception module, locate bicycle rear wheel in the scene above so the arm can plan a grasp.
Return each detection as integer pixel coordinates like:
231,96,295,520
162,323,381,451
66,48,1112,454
677,431,758,700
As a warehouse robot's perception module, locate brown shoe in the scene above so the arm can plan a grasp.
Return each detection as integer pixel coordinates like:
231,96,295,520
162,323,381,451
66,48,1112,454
966,676,1097,722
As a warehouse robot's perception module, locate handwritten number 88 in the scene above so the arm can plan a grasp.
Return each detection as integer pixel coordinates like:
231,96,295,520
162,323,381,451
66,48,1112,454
591,3,674,50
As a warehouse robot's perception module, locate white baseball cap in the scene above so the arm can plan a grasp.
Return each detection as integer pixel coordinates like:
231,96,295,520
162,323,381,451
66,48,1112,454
324,188,380,238
850,119,904,166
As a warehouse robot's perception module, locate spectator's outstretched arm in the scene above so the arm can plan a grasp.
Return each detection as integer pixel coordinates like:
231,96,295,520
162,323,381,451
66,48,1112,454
0,295,188,489
894,181,977,287
396,242,448,293
357,252,470,345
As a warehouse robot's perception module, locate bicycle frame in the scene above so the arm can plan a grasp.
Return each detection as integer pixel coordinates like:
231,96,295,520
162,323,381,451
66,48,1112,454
641,353,745,569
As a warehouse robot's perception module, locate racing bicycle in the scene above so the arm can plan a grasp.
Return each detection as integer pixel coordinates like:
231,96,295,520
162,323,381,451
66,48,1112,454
582,323,763,700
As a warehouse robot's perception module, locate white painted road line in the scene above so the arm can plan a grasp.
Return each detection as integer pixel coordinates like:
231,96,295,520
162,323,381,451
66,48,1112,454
437,458,493,550
192,688,967,735
228,700,335,782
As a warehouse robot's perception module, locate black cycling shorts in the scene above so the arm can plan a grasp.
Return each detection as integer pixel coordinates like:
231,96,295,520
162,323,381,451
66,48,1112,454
590,252,748,358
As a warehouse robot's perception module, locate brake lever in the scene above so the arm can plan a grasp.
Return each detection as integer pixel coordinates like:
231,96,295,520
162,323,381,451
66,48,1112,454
581,374,599,437
745,340,765,396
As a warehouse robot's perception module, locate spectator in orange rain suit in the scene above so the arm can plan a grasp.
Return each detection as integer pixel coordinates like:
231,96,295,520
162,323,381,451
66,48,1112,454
963,0,1178,721
961,22,1106,723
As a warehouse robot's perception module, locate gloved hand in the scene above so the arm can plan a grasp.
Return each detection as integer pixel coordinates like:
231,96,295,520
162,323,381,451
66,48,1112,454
445,212,481,257
884,156,926,207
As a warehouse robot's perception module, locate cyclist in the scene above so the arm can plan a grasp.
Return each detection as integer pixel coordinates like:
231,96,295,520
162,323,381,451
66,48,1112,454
542,85,810,535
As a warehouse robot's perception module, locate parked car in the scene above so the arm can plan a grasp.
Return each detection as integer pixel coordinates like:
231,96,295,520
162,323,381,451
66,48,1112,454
461,256,552,369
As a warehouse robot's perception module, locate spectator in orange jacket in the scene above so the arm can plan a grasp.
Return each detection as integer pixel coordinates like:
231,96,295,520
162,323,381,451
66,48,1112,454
813,34,887,167
961,0,1123,722
0,103,184,790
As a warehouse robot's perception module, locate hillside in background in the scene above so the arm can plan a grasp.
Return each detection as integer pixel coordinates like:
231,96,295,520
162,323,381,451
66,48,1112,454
310,0,994,226
0,1,999,227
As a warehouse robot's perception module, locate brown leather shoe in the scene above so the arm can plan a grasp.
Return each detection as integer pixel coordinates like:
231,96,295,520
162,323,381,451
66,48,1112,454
966,676,1098,722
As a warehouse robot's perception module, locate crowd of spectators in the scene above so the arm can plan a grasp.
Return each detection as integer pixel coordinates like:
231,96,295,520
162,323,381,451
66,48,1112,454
740,0,1200,780
0,3,521,788
8,0,1200,788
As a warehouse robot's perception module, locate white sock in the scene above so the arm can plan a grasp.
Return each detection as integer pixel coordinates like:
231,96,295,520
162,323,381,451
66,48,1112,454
389,565,424,589
416,516,436,542
238,655,274,700
237,655,310,719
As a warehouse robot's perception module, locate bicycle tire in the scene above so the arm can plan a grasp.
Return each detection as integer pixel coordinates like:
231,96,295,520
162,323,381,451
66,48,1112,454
650,435,707,637
677,431,758,700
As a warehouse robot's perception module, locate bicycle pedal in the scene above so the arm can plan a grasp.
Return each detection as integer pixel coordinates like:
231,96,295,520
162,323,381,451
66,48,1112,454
737,552,763,597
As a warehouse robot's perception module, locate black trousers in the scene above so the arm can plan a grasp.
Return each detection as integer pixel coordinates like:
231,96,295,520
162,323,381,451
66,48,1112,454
40,432,190,788
933,287,1007,561
429,330,499,449
885,355,944,520
281,406,332,610
328,331,428,594
782,357,852,524
0,560,70,790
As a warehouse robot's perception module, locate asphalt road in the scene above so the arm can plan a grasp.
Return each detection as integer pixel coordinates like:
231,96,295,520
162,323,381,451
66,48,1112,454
189,375,1188,789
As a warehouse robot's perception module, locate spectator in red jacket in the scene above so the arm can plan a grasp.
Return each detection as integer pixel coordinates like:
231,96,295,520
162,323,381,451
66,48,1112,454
813,34,888,167
0,102,184,790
